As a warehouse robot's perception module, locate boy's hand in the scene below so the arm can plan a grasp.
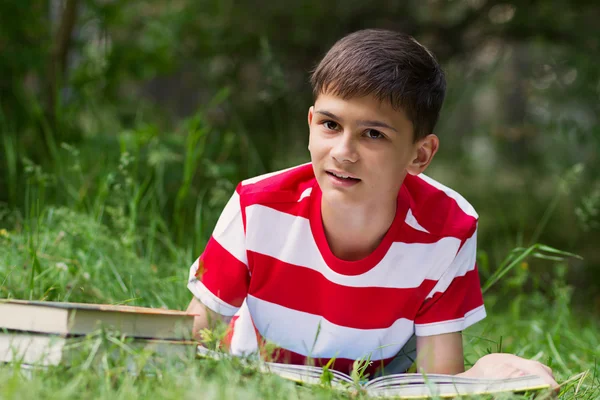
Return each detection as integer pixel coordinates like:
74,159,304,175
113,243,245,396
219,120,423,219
461,353,558,390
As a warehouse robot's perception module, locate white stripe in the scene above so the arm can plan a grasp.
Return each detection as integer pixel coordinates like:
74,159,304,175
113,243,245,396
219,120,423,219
297,187,312,202
414,305,487,336
425,229,477,299
404,209,430,233
416,174,479,219
229,300,259,356
187,259,239,316
242,163,311,186
245,205,460,288
212,191,248,266
246,295,414,360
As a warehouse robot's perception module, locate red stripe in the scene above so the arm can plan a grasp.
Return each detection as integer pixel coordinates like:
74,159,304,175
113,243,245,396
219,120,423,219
403,174,477,238
242,164,314,192
263,346,396,376
199,237,249,307
247,252,437,329
415,266,484,325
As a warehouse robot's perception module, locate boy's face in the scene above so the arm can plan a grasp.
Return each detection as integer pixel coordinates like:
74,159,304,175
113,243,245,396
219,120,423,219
308,92,437,208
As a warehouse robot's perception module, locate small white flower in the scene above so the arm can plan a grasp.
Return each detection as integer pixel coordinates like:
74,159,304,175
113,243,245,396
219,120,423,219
83,272,91,280
55,262,68,271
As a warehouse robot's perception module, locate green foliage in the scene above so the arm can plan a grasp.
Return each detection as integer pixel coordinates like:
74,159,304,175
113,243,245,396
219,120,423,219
2,0,599,297
319,357,336,387
481,243,581,294
0,205,184,307
350,354,373,387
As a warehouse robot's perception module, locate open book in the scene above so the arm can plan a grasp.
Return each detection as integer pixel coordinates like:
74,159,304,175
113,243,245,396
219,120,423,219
197,346,551,398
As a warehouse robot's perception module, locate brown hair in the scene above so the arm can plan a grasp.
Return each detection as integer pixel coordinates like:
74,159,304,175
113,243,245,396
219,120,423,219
310,29,446,141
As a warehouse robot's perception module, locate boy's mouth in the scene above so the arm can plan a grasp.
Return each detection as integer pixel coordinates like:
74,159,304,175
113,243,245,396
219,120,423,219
326,170,361,182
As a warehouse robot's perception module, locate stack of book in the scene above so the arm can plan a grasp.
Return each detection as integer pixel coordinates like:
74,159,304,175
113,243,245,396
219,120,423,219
0,299,196,367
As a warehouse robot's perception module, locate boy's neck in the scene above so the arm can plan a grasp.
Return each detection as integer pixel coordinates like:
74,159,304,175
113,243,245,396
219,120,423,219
320,197,397,262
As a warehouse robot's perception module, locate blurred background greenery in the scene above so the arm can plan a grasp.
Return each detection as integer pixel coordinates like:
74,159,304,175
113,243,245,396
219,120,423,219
0,0,598,311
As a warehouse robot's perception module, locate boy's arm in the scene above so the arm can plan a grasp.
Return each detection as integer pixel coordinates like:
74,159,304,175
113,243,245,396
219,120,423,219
186,296,232,341
416,332,465,374
185,183,249,342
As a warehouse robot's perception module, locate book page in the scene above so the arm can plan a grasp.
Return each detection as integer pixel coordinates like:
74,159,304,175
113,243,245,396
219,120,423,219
366,373,457,389
366,375,550,397
264,362,354,386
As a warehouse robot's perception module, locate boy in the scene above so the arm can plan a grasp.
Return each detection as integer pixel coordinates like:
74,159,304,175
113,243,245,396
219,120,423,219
186,29,557,386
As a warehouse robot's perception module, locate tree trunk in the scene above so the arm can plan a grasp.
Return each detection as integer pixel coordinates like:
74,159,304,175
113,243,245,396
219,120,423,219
46,0,79,128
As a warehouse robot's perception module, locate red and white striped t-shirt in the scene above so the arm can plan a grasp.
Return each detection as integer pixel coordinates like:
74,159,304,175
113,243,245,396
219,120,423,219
188,163,485,375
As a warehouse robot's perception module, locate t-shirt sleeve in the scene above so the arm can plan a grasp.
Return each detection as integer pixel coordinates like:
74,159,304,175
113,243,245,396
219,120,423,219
414,226,486,336
187,184,249,317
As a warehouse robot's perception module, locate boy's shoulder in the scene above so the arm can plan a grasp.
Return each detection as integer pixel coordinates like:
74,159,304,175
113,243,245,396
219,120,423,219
402,173,478,240
234,164,478,240
236,163,315,205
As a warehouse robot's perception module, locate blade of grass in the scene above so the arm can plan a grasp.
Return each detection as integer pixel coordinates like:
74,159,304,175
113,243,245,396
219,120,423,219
482,243,580,293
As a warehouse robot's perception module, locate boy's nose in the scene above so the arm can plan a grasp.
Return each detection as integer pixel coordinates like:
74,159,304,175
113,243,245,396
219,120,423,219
330,134,359,163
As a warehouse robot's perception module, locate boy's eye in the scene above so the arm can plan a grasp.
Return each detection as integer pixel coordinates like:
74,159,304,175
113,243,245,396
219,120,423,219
323,121,339,131
365,129,384,139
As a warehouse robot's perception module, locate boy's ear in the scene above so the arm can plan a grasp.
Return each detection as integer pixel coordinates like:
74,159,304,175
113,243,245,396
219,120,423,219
406,134,439,176
308,106,314,126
